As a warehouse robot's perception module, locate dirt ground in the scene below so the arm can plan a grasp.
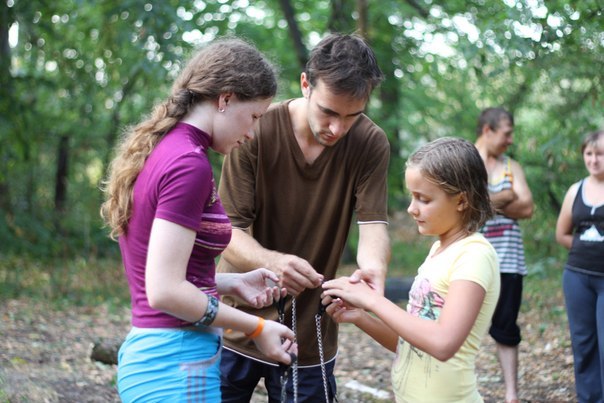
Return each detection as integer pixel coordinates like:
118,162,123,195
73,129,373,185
0,294,576,403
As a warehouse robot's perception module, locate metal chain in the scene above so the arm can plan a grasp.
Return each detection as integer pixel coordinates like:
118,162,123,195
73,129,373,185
279,297,330,403
291,298,298,403
315,311,329,403
278,307,285,326
280,367,288,403
276,296,295,403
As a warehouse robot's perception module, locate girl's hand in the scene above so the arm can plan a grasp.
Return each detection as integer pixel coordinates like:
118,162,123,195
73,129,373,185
324,298,367,326
253,319,297,364
322,276,378,311
235,269,287,308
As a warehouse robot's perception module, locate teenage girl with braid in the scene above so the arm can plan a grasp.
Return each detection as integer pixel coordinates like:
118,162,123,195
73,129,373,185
100,38,296,402
323,137,500,402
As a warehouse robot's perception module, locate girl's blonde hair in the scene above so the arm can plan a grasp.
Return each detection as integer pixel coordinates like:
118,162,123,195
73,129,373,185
100,38,277,239
406,137,494,233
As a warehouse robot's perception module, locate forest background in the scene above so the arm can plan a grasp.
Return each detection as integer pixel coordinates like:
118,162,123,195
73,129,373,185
0,1,602,401
1,0,604,340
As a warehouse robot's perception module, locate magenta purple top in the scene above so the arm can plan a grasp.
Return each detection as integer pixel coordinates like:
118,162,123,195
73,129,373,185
119,122,232,328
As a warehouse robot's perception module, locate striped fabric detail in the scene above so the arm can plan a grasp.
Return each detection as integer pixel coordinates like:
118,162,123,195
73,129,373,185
481,216,526,275
481,156,527,275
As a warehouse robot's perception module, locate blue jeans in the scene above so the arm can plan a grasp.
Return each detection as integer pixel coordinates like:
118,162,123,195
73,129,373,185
220,348,337,402
563,268,604,403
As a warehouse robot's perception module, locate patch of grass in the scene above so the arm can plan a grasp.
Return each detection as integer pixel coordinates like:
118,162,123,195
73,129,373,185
522,256,568,335
0,255,129,308
0,373,8,403
523,258,566,315
0,239,568,327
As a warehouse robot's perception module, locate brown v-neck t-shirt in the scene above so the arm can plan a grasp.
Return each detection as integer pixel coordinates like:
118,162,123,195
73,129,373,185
217,99,389,366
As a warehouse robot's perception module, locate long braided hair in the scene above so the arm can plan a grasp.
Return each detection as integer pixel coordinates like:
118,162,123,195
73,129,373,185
100,38,277,239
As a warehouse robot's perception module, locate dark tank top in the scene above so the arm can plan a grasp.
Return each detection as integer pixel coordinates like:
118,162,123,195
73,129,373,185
567,179,604,275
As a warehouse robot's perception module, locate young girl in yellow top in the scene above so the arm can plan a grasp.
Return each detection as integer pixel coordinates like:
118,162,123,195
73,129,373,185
322,137,500,402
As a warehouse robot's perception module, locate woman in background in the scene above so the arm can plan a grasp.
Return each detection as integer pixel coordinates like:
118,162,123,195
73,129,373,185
556,130,604,403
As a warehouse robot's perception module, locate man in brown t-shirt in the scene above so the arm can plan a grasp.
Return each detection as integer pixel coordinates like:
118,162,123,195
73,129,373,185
218,33,391,402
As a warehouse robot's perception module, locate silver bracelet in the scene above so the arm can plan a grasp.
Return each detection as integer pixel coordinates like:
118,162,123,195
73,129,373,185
194,294,219,327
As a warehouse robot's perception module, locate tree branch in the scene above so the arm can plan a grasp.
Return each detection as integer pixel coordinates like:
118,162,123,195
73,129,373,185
277,0,308,70
404,0,429,18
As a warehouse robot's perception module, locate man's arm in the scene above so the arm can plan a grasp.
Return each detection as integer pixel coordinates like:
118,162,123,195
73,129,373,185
222,228,323,296
499,159,534,220
490,188,516,212
351,223,390,294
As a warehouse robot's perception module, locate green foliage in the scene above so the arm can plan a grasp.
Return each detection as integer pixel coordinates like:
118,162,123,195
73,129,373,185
390,238,432,278
0,255,128,307
1,1,603,269
522,256,568,330
0,375,8,402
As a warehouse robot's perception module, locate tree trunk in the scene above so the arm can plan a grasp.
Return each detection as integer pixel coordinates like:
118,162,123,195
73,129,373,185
54,135,69,214
0,3,13,212
277,0,308,70
328,0,347,33
356,0,368,38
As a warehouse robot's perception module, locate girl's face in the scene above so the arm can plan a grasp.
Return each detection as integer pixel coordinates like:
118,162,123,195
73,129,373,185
405,167,465,240
212,95,272,154
583,139,604,179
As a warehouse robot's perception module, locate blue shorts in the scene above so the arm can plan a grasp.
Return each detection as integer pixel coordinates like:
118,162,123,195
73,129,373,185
118,327,222,402
220,348,337,402
489,273,523,346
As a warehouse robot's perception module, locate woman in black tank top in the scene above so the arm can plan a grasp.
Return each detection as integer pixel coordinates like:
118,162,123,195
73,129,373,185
555,130,604,403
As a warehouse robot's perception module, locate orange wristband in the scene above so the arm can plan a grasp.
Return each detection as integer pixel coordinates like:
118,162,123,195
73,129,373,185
245,317,265,339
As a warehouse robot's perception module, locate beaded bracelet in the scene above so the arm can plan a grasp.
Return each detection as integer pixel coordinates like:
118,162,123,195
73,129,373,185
194,294,219,327
245,317,265,339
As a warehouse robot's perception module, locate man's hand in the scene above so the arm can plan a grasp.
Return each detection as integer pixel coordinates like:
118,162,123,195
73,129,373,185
490,188,516,212
269,253,323,296
349,268,385,294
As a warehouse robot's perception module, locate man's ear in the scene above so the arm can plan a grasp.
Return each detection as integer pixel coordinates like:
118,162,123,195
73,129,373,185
300,73,311,99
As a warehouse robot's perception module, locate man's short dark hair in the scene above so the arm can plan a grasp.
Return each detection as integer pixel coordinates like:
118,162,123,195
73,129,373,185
476,107,514,137
305,33,384,100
